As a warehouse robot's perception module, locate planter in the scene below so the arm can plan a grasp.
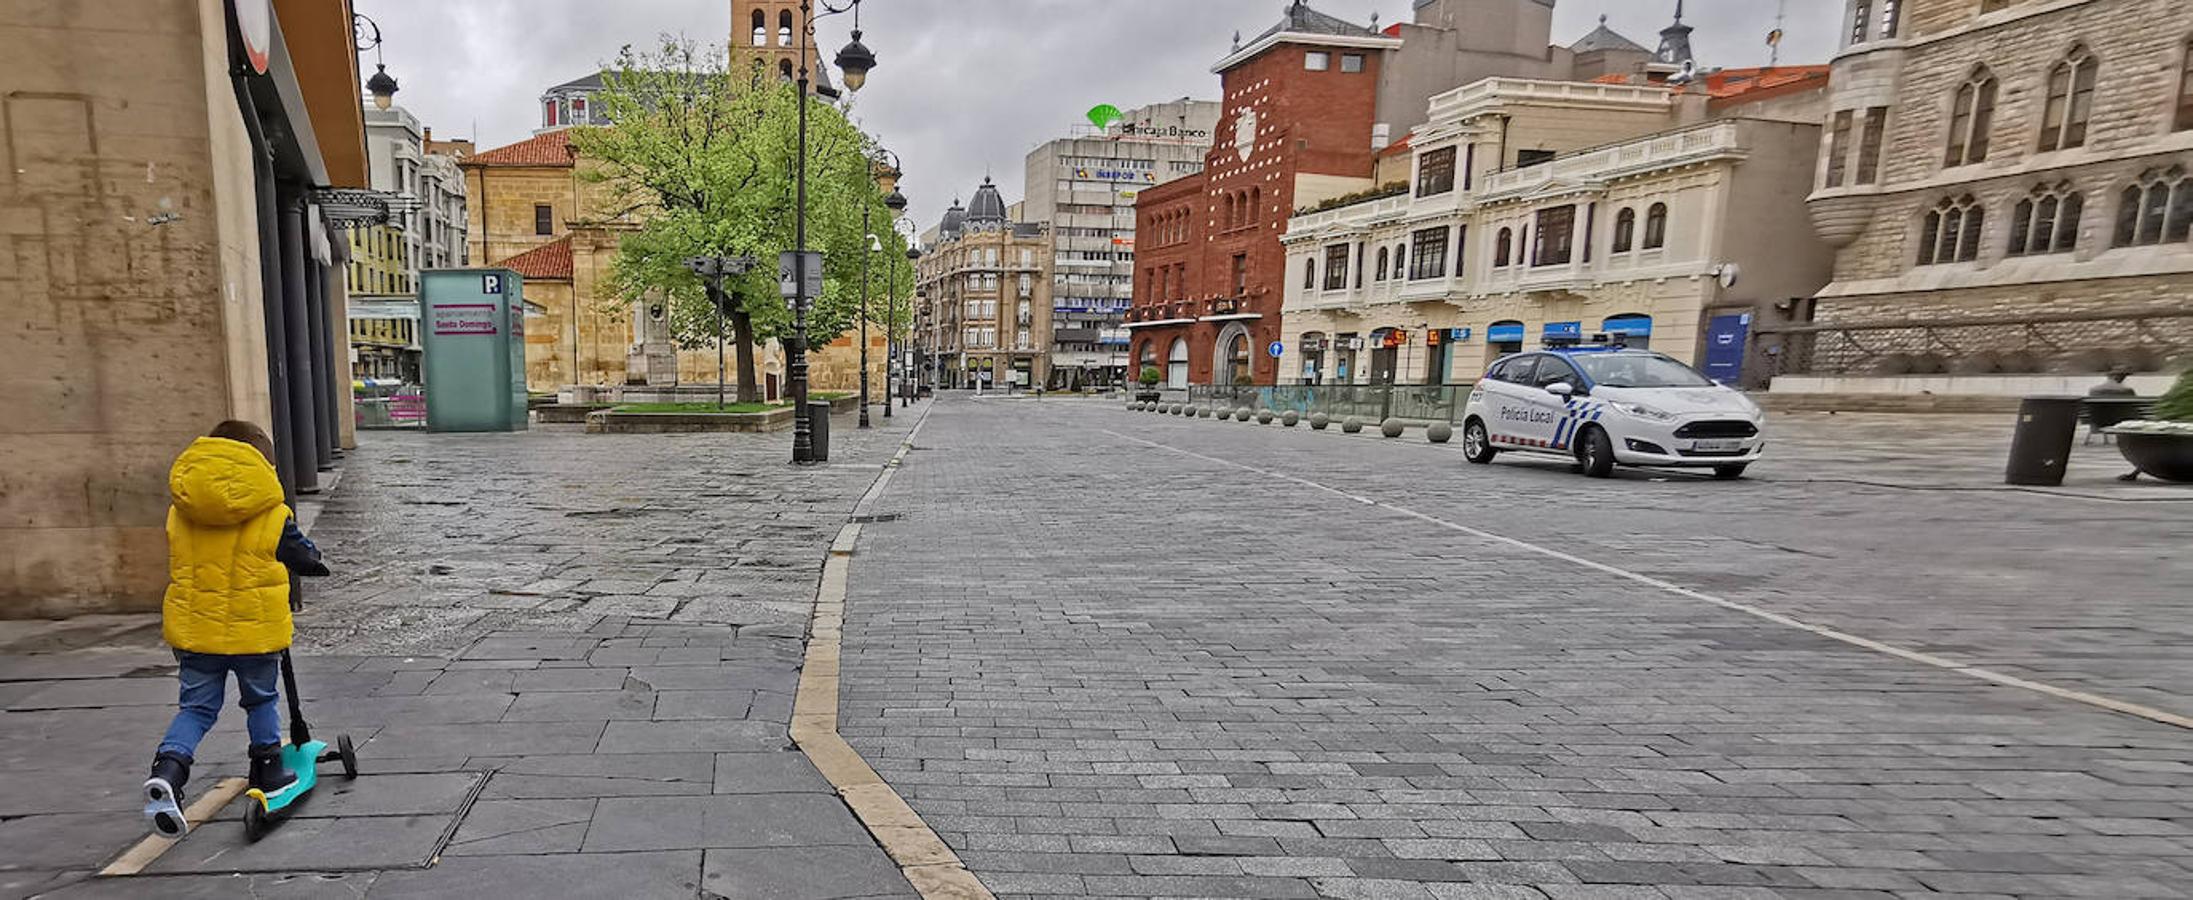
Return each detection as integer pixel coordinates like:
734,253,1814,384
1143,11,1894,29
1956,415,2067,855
2109,429,2193,482
587,408,796,434
537,403,613,424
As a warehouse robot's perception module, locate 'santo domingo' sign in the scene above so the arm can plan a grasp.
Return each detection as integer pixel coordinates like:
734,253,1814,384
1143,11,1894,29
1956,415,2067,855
431,304,498,336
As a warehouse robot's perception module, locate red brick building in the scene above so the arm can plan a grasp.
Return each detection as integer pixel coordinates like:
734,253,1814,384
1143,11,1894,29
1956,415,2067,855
1127,2,1398,387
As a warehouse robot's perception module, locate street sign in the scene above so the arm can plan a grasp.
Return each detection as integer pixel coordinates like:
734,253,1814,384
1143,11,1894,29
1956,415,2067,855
778,251,824,300
480,274,503,295
1266,340,1284,359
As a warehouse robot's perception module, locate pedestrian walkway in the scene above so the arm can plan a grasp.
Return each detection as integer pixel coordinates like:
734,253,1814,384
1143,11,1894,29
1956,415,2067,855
838,397,2193,899
0,407,924,899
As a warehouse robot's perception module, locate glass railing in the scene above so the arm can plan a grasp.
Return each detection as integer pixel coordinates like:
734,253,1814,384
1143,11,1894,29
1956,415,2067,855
1181,383,1474,422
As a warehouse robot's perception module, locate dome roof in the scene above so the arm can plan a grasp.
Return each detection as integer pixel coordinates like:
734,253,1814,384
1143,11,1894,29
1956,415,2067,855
965,177,1009,228
938,198,966,240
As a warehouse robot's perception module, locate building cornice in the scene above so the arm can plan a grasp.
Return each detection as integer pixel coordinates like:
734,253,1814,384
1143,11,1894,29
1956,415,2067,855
1211,32,1403,75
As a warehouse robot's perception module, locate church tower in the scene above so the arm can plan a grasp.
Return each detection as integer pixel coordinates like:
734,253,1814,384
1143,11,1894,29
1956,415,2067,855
732,0,811,83
1654,0,1696,69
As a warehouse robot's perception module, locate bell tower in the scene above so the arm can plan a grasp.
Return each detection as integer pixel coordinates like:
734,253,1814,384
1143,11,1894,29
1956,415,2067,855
731,0,809,82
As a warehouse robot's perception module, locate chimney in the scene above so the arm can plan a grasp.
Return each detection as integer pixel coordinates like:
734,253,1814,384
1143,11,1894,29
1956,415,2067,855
424,126,433,142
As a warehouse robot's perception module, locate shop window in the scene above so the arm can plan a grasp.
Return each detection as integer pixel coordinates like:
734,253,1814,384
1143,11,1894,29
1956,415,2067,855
1945,68,1998,167
1642,203,1668,249
1918,195,1986,264
2009,182,2083,256
2115,167,2192,247
2039,46,2099,152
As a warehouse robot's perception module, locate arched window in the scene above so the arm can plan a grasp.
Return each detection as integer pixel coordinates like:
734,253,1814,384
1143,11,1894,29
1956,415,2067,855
779,9,795,47
2009,182,2083,256
1494,227,1513,267
2039,46,2098,152
1167,338,1190,389
1642,203,1669,249
1945,67,1998,167
1611,207,1637,253
1392,244,1405,277
779,59,794,81
751,10,767,47
1918,195,1985,265
1302,256,1317,289
1250,188,1262,223
1375,246,1390,280
2115,166,2192,247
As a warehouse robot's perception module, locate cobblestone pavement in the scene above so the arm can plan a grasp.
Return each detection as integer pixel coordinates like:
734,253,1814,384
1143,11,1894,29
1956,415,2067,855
1,408,923,899
839,397,2193,900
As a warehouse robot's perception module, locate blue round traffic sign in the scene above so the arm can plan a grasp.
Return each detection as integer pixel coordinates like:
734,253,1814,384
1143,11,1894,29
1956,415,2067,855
1267,340,1285,359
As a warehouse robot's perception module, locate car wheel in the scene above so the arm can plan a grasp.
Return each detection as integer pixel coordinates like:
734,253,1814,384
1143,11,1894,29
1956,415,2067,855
1713,463,1750,480
1576,426,1615,478
1462,419,1497,465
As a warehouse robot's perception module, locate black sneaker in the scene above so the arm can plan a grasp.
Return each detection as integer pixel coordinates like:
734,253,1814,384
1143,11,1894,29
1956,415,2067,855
248,744,297,795
143,753,192,838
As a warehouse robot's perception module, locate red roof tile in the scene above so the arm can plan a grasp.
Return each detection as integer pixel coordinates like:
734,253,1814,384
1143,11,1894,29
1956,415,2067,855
497,237,573,281
1702,65,1832,103
464,129,577,168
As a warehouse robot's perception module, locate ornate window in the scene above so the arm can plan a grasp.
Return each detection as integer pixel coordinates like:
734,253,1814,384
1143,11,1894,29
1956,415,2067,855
2115,166,2193,247
1493,227,1513,268
1392,244,1405,276
2039,46,2099,152
1945,68,1998,167
1532,206,1577,267
1417,146,1457,197
1323,245,1351,290
1918,195,1985,265
1612,208,1636,253
1642,203,1668,249
1302,255,1317,289
1376,246,1390,281
2008,183,2083,256
1409,227,1450,280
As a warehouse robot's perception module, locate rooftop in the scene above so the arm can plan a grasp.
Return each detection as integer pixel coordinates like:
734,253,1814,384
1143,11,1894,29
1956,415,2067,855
464,130,577,168
496,236,573,281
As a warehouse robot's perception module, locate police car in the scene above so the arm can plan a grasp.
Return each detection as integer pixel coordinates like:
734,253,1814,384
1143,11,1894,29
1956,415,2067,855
1460,344,1765,479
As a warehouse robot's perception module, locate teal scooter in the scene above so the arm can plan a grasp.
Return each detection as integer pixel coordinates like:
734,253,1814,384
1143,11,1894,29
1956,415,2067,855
241,649,358,841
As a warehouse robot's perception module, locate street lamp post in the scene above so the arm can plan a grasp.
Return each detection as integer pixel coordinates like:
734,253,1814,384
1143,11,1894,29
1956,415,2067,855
858,208,873,429
791,0,877,462
899,245,919,410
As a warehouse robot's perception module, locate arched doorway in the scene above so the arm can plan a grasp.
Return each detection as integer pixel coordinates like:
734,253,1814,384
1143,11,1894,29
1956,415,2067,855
1213,322,1253,386
1166,337,1189,389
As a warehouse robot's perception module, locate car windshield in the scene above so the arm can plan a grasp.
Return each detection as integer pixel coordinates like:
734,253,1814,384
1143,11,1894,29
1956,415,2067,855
1573,354,1716,388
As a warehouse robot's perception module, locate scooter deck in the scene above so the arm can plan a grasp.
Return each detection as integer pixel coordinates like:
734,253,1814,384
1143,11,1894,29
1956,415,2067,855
244,740,326,813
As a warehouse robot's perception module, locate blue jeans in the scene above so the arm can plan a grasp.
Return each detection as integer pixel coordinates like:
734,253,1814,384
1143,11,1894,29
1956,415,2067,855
157,651,283,760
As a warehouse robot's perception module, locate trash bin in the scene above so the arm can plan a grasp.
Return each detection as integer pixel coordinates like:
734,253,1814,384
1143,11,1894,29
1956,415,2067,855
806,400,832,463
2005,396,2083,486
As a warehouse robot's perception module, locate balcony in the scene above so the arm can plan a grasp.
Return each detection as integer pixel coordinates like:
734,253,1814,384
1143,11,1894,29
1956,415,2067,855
1479,120,1745,200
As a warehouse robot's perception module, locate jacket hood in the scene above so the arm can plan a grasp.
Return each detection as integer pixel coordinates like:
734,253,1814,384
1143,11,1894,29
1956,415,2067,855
169,437,286,527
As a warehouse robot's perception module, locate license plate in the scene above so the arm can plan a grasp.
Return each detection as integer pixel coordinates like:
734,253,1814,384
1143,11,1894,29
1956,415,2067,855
1690,439,1744,452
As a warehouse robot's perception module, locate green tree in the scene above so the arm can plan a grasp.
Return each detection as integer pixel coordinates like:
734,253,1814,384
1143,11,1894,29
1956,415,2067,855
2154,370,2193,423
573,38,908,403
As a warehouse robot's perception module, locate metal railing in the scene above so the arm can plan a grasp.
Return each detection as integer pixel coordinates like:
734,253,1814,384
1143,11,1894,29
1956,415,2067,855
1182,383,1475,423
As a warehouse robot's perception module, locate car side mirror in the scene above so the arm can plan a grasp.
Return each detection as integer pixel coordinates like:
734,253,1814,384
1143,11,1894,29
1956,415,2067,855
1545,382,1575,397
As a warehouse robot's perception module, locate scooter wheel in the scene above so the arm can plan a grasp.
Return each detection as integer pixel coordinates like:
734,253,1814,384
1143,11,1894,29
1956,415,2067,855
243,800,270,842
337,735,359,779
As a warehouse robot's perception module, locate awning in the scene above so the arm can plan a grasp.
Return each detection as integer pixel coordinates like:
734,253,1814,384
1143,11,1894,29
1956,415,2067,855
1603,314,1653,336
1486,321,1526,342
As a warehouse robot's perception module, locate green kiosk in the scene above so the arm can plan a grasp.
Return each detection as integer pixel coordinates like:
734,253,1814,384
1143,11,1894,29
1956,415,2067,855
419,268,529,432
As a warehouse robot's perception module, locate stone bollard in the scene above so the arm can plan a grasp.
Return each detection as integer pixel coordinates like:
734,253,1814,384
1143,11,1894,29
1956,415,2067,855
1342,417,1364,434
1310,413,1329,430
1426,422,1454,443
1256,409,1274,424
1235,407,1254,422
1197,406,1213,418
1381,419,1405,438
1281,411,1300,427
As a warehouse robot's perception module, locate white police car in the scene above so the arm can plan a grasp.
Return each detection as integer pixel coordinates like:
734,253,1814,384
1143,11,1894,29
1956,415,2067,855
1460,347,1765,479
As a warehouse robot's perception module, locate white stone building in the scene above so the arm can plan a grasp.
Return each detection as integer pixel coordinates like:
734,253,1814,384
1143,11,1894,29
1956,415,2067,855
1279,74,1834,387
1798,0,2193,382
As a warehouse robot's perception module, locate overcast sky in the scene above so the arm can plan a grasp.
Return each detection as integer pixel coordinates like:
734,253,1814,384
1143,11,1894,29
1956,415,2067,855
355,0,1837,237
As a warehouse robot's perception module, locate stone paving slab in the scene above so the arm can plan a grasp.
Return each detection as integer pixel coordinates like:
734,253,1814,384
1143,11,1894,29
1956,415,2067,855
840,398,2193,900
0,411,924,898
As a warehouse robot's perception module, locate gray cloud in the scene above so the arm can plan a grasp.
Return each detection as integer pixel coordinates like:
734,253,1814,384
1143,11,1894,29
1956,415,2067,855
358,0,1838,237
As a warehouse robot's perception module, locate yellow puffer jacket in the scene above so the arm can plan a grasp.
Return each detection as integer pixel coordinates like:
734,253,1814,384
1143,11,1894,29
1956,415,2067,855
163,437,294,655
